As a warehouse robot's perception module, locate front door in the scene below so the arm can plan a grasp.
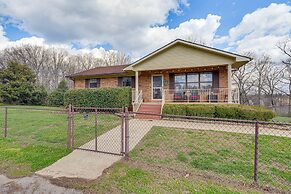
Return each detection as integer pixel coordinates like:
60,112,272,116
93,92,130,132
152,75,163,100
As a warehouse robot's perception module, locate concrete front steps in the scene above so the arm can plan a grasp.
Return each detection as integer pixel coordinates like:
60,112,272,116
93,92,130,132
136,103,162,120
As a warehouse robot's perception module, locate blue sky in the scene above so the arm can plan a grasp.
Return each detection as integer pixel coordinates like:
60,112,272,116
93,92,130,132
0,0,290,59
167,0,289,35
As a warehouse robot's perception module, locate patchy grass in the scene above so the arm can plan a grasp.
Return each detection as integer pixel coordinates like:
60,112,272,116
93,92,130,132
58,161,262,194
129,127,291,192
56,126,290,193
273,116,291,123
0,106,120,177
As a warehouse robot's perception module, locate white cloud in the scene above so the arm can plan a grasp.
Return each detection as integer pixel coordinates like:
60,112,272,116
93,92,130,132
218,3,291,61
120,14,221,57
1,1,289,62
0,0,222,57
0,25,9,49
0,29,107,58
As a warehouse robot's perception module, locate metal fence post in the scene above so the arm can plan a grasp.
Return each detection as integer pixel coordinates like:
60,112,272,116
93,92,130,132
67,105,72,149
121,107,125,155
71,106,75,149
124,107,129,160
253,121,259,183
4,107,8,138
95,108,98,152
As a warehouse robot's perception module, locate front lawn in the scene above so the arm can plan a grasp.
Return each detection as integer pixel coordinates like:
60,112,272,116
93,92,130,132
59,126,290,193
128,127,290,192
0,106,121,177
273,116,291,123
63,161,263,194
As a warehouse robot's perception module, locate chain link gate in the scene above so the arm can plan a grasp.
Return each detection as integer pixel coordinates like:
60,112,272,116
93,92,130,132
68,106,126,156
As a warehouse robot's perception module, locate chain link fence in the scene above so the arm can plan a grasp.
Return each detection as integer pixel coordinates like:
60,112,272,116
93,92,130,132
0,106,68,147
71,107,123,155
127,112,291,192
0,106,290,191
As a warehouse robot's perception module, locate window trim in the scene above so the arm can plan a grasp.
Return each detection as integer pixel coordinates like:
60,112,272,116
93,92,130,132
173,72,213,90
88,78,100,88
121,77,132,87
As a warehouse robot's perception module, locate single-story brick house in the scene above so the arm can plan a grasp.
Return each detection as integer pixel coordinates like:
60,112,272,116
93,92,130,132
68,39,251,112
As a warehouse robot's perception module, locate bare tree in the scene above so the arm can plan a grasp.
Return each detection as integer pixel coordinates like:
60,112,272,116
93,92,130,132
0,44,131,91
263,64,284,106
277,38,291,115
3,45,49,82
253,54,272,105
46,48,69,90
233,52,255,104
101,50,131,66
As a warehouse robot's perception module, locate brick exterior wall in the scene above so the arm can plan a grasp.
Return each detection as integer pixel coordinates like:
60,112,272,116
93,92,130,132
73,65,229,103
138,65,229,102
74,77,119,89
218,66,228,88
100,77,118,88
74,79,85,89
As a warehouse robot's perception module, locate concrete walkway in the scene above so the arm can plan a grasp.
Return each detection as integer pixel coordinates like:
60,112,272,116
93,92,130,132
36,120,154,180
36,118,290,180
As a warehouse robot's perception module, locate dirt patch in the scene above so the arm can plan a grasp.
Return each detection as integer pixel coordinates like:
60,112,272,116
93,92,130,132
0,174,82,194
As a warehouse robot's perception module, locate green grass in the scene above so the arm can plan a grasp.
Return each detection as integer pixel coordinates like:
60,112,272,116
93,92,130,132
69,161,261,194
129,127,291,192
63,126,290,193
0,106,121,177
273,116,291,123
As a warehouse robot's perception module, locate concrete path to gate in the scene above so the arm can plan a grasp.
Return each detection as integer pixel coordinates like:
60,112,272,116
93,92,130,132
36,120,154,180
36,118,290,180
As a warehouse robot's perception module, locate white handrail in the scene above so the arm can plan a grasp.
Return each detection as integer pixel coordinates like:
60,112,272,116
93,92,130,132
162,88,240,104
161,89,166,112
133,90,143,112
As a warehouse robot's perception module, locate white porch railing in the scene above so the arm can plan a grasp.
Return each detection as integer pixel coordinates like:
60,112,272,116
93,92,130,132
163,88,239,104
132,90,143,112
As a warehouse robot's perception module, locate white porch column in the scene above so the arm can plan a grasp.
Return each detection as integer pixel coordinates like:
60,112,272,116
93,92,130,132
135,71,139,102
227,64,232,103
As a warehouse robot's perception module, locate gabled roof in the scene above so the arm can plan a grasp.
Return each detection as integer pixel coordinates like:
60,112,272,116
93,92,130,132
124,39,251,71
67,64,129,79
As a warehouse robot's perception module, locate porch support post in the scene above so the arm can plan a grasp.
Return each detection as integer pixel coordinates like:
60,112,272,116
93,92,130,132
227,64,232,103
135,71,139,102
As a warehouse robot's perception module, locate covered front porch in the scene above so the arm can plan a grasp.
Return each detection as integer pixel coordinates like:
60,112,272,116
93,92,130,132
132,64,239,112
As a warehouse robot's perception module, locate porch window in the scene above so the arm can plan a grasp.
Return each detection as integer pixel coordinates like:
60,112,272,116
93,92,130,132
200,72,213,89
174,72,213,89
174,74,186,90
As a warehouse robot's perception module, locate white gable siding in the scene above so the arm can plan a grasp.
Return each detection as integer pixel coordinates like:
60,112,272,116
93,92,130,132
131,43,236,71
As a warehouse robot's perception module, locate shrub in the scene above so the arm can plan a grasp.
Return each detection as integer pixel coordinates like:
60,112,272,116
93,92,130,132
48,91,65,106
48,80,69,106
64,87,132,108
162,104,276,121
187,105,215,117
31,86,48,105
162,104,187,115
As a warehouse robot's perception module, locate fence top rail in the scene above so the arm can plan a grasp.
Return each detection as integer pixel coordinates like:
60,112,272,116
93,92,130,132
0,106,67,112
131,111,291,127
72,106,123,111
